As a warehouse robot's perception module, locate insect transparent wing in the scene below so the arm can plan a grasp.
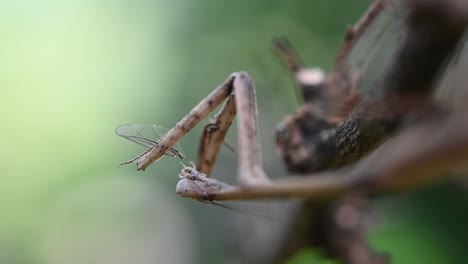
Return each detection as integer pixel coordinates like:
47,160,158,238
115,124,184,158
435,31,468,110
116,124,158,148
347,1,468,103
346,1,405,94
150,125,185,158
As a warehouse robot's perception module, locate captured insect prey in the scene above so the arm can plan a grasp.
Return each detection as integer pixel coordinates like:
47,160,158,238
116,124,185,162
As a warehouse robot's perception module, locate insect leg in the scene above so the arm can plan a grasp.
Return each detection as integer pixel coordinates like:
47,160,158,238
197,93,236,176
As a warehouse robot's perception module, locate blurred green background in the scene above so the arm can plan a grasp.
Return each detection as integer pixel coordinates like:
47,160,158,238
2,1,468,263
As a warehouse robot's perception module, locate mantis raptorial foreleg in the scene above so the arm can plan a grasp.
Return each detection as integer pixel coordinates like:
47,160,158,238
123,71,271,187
124,74,235,170
195,72,271,185
196,93,236,176
233,73,270,186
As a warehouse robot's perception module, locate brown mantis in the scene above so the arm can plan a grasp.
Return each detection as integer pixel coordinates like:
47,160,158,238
117,0,468,204
116,0,468,262
118,68,468,202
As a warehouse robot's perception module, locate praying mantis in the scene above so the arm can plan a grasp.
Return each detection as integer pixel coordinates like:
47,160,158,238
116,0,468,262
117,0,468,204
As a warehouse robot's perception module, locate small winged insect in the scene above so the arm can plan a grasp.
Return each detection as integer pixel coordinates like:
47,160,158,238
116,124,185,160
